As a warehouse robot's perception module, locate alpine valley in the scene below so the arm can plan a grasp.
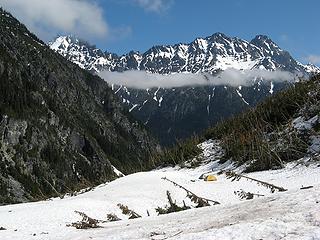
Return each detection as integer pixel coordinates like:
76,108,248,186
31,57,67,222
1,4,320,240
50,34,320,145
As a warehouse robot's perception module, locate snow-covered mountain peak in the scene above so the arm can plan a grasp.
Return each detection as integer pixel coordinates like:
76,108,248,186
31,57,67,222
49,35,71,51
207,32,230,41
193,38,209,51
50,35,83,51
302,63,320,74
251,34,273,42
250,35,282,54
49,35,111,71
251,35,276,45
49,33,316,76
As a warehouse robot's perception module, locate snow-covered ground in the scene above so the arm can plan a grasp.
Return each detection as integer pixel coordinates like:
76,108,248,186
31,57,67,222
0,141,319,240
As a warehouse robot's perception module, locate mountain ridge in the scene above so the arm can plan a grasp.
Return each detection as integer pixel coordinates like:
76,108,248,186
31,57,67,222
50,33,319,76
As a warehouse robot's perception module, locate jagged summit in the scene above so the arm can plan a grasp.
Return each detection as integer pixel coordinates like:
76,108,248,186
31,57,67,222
251,34,274,43
303,63,320,74
50,33,318,76
250,35,281,51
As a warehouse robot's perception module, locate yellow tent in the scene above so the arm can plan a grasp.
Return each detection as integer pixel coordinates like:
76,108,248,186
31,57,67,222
204,175,217,181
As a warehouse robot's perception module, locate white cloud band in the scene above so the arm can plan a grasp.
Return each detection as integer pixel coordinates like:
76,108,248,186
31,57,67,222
99,69,294,89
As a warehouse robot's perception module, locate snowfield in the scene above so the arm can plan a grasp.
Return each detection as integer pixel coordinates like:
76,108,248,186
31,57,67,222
0,141,319,240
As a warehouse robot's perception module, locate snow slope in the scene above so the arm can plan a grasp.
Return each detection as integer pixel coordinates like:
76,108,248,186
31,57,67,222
0,141,319,240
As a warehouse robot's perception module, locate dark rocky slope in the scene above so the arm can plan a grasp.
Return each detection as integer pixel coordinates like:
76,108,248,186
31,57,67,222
0,9,158,204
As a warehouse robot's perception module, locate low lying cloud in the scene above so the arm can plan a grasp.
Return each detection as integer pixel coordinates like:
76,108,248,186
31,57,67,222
99,69,295,89
306,55,320,65
0,0,108,41
133,0,174,13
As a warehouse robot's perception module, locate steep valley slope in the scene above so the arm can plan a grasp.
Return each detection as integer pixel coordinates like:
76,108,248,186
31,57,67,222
0,8,159,204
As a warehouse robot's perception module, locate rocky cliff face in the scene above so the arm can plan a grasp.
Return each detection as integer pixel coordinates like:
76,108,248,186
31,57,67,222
0,9,159,204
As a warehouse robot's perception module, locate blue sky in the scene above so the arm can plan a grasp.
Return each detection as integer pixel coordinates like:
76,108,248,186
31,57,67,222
94,0,319,64
1,0,319,64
